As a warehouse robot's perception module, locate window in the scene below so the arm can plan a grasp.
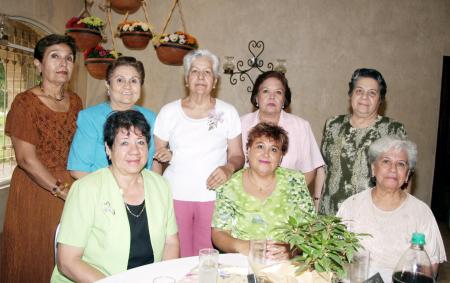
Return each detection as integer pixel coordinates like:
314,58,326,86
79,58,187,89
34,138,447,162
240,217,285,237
0,15,47,185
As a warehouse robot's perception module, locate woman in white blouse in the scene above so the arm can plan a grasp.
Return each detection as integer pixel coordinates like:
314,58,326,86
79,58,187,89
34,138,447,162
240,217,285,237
152,49,244,257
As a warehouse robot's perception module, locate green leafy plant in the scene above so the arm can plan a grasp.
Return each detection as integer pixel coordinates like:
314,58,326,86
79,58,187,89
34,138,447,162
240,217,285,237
276,211,367,279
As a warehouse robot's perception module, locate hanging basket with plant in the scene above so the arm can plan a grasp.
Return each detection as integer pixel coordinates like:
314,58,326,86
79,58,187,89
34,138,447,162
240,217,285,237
153,31,198,66
267,212,367,283
110,0,142,14
118,21,153,49
153,0,198,66
65,16,104,51
84,45,121,80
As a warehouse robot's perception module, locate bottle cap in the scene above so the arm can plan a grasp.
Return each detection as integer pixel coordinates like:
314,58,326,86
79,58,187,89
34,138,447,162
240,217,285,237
411,232,426,245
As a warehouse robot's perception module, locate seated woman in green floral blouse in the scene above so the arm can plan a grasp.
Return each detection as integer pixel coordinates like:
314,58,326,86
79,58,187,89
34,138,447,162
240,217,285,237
211,122,314,261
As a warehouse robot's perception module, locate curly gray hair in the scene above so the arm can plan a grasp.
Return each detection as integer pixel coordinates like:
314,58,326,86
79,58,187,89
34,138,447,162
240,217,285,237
368,136,417,171
183,49,220,81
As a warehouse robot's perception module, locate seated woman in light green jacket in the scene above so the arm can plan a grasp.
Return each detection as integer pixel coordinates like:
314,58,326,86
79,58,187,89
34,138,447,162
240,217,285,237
51,110,179,283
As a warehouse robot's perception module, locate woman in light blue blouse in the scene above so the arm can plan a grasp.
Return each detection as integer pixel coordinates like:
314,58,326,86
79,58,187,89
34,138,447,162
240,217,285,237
67,56,156,178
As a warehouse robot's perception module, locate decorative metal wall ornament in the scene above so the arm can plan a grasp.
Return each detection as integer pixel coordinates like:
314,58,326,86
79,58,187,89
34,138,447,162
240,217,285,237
223,40,286,92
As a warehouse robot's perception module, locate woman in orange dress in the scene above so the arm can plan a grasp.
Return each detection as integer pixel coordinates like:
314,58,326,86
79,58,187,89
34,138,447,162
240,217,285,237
0,34,82,283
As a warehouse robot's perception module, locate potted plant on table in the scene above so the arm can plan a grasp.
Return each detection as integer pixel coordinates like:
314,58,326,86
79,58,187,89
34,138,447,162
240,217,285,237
65,16,104,51
84,45,121,80
153,31,198,66
270,211,366,283
118,21,153,49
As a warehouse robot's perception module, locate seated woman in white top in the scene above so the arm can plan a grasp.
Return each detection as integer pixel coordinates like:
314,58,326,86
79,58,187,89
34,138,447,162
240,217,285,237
337,136,446,282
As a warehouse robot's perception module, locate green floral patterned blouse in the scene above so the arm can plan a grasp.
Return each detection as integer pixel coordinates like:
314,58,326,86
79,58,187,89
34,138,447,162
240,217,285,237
211,167,314,240
319,114,407,215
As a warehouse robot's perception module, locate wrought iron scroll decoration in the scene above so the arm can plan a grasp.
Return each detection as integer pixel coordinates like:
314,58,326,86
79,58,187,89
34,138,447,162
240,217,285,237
224,40,286,93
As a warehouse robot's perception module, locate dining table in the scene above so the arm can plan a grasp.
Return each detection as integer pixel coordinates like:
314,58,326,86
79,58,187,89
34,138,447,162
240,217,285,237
96,253,249,283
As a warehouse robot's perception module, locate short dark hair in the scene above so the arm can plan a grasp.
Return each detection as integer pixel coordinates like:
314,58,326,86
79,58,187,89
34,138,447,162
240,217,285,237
106,56,145,85
34,34,77,62
246,122,289,155
348,68,387,101
103,110,151,149
250,71,292,109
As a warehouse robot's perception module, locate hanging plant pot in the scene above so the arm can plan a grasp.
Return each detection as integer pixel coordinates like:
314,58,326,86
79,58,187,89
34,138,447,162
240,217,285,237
84,58,115,80
66,28,102,51
120,31,152,49
155,43,195,66
110,0,141,14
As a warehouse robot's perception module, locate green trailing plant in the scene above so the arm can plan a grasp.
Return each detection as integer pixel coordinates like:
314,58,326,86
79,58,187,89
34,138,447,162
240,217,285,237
276,211,368,279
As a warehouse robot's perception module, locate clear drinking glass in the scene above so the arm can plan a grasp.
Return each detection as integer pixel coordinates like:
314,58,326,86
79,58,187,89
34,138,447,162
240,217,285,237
349,249,370,283
198,248,219,283
248,239,268,282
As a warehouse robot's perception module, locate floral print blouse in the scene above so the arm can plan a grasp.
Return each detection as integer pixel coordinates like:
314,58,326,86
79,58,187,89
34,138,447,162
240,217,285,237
211,167,314,240
319,114,407,215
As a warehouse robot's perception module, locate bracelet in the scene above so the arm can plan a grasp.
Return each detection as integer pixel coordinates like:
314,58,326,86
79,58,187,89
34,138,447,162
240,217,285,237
51,180,69,197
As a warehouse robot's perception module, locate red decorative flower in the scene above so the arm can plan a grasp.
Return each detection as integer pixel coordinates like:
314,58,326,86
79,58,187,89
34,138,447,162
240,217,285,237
65,17,87,29
84,45,121,60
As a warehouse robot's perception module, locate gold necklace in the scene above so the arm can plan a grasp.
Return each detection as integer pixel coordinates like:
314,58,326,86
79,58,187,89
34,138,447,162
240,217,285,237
39,85,65,102
246,170,276,192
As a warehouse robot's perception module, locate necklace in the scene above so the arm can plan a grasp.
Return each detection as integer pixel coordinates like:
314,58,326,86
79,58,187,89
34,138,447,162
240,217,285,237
247,170,276,192
125,201,146,218
39,85,65,102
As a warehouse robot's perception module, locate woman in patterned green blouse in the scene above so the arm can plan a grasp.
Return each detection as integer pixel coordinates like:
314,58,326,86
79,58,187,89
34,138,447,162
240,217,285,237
316,68,407,215
211,122,314,261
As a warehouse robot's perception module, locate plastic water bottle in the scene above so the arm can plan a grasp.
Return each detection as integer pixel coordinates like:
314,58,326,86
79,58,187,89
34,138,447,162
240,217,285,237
392,232,435,283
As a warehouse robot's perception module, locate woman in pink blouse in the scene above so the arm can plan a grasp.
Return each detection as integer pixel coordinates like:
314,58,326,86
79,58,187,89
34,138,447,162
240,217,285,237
240,71,324,187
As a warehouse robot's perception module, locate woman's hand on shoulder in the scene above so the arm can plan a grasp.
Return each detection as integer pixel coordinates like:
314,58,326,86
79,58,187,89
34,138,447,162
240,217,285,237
206,165,233,190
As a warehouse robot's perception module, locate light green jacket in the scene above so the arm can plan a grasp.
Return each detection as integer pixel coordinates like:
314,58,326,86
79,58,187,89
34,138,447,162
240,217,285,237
51,168,178,282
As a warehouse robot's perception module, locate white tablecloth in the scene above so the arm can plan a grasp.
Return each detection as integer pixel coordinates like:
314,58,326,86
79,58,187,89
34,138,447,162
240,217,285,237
96,253,248,283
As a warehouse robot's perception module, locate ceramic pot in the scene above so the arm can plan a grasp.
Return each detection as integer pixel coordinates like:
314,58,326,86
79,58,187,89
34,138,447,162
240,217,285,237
84,58,115,80
66,28,102,51
110,0,141,14
120,31,152,49
155,42,195,66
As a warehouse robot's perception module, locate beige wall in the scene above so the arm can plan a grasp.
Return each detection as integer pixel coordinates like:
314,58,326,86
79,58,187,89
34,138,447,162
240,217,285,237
1,0,86,103
2,0,450,207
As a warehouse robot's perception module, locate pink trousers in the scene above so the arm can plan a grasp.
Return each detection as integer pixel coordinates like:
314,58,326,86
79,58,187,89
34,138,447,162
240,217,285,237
173,200,215,257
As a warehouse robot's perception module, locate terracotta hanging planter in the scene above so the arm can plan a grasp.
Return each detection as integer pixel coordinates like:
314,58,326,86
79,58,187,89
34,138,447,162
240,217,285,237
155,42,195,66
120,31,152,49
110,0,141,14
66,28,102,51
84,58,115,80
